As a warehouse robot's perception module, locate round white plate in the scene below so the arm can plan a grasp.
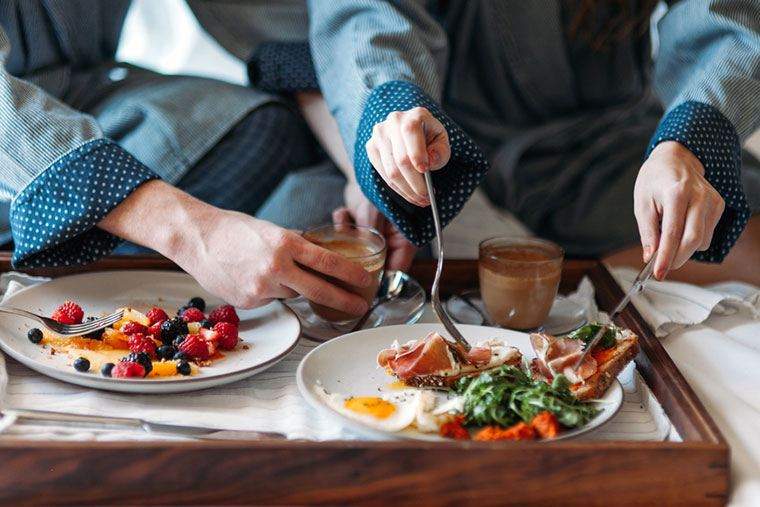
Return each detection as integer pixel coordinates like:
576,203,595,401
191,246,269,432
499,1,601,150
297,323,622,441
0,271,301,393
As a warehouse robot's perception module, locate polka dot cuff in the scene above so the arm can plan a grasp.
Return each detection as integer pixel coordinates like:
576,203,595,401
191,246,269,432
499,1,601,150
248,41,319,93
10,139,159,268
647,101,750,263
354,80,489,247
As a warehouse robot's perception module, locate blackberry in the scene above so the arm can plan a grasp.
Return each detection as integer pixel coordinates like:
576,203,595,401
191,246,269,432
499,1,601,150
157,345,176,361
176,361,191,376
160,317,188,345
121,351,153,376
73,357,90,372
173,351,189,362
199,319,213,329
83,316,103,340
187,297,206,312
101,362,115,377
27,328,43,344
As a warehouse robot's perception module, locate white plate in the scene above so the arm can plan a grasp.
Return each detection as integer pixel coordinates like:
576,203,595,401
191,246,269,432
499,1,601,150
297,323,622,441
0,271,301,393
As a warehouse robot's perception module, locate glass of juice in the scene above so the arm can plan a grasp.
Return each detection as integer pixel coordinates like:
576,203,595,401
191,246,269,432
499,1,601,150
478,237,563,330
302,224,386,325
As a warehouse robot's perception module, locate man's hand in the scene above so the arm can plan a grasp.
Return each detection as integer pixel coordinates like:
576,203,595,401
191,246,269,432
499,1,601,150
100,180,372,314
334,182,417,271
634,141,725,279
365,107,450,206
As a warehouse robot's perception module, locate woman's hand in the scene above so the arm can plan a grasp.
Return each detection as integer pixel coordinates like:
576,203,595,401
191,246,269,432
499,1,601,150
100,181,372,314
334,182,417,271
365,107,450,206
634,141,725,279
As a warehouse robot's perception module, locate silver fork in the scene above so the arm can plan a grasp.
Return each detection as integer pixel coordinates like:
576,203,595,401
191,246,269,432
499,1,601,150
0,307,124,336
424,172,472,361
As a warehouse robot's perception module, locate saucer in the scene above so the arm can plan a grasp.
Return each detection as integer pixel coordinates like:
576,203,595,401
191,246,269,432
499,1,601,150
285,271,426,342
445,290,587,336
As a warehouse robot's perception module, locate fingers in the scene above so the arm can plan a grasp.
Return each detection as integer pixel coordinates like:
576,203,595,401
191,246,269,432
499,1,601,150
332,207,353,225
634,198,660,263
398,108,430,172
388,124,429,204
671,202,705,270
286,268,369,316
367,135,423,205
653,194,687,280
294,239,372,288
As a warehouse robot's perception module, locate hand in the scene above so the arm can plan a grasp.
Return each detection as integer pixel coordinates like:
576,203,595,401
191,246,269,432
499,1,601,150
100,181,372,314
365,107,450,206
634,141,725,279
334,182,417,271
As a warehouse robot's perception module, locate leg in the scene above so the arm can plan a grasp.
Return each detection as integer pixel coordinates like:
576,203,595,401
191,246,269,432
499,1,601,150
605,215,760,286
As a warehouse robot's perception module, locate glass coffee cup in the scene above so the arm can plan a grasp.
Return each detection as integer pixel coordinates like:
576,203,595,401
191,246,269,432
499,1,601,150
478,237,563,330
302,224,386,324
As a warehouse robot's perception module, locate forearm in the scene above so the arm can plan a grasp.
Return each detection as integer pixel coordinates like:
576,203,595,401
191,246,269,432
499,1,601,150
295,91,355,182
98,180,213,264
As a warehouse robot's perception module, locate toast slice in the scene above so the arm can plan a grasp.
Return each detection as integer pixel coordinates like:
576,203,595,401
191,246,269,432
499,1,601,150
400,352,523,389
571,336,639,400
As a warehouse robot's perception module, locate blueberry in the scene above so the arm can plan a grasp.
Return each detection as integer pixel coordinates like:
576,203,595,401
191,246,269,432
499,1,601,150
187,297,206,312
173,352,189,362
176,305,190,316
101,362,115,377
172,335,186,348
176,361,191,376
27,328,43,344
82,316,103,340
73,357,90,372
199,319,213,329
157,345,176,360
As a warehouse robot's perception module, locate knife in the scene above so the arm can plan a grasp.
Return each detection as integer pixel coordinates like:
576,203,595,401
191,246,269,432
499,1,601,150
3,408,287,440
573,254,656,371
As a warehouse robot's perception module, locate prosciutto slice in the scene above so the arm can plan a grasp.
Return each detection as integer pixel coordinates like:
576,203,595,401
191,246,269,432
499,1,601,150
530,333,597,384
378,332,456,380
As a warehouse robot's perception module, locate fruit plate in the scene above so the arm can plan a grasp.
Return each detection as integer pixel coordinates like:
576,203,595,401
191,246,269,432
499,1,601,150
297,323,623,441
0,271,300,394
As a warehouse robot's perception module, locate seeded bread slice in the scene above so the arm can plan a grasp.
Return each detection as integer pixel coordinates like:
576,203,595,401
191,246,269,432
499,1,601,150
399,354,523,389
571,337,640,400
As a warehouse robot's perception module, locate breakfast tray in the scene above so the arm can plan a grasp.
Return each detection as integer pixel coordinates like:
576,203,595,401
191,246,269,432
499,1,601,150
0,254,728,506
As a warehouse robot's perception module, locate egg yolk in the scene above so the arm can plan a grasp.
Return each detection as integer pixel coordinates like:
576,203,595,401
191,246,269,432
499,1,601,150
344,397,396,419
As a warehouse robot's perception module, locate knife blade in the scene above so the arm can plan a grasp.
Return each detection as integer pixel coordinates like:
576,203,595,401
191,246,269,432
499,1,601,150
4,408,287,440
573,254,656,371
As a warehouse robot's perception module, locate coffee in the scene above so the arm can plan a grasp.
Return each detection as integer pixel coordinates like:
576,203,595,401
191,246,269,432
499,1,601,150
303,226,386,324
479,238,562,329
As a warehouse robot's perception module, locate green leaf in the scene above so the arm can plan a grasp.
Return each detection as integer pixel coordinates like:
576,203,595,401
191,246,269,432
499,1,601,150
567,323,617,350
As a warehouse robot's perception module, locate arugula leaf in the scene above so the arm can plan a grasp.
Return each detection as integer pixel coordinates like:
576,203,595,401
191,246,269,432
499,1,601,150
454,365,598,428
567,323,617,350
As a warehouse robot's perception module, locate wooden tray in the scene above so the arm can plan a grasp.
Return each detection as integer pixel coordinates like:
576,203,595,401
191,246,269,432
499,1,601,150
0,254,729,506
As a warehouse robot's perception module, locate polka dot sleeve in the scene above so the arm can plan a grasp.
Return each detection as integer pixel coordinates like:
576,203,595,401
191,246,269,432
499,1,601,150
9,139,159,268
646,101,750,263
354,80,489,247
248,41,319,93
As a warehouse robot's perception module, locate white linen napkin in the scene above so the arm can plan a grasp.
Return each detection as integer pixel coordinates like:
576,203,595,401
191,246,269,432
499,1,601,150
610,267,760,337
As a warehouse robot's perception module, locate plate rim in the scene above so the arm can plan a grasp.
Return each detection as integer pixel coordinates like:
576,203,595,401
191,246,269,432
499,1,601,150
297,323,623,441
0,270,302,390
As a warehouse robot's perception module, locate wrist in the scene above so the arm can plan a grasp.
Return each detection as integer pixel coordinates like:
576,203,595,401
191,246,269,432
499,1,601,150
651,141,705,176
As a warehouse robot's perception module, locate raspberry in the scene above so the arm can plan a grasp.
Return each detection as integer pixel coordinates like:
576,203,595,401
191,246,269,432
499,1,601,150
180,307,205,323
179,334,211,361
51,301,84,325
213,322,239,350
121,321,149,336
121,352,153,375
111,361,146,378
209,304,239,325
128,333,157,358
146,307,169,325
148,321,164,340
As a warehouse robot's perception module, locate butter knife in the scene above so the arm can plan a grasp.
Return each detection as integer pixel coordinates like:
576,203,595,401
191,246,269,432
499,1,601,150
3,409,287,440
573,254,656,371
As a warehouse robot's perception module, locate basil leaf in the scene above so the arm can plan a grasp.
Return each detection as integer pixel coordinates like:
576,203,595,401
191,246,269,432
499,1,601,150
568,323,617,350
